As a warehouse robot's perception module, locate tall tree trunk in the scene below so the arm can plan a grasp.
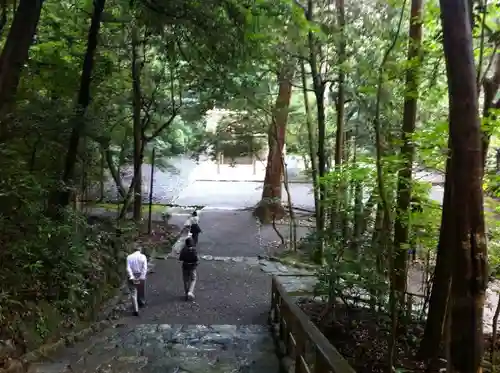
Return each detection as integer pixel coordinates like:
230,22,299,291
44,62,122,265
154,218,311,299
307,0,327,262
254,66,292,223
331,0,347,240
373,3,407,368
440,0,488,371
392,0,424,324
300,61,320,227
56,0,106,209
390,0,424,366
131,25,143,222
0,0,44,139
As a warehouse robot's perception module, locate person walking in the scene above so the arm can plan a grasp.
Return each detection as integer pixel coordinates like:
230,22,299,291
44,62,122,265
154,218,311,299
178,237,198,301
186,211,202,246
126,246,148,316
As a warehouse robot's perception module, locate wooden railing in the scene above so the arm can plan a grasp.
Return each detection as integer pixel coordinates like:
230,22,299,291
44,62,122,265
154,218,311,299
270,276,356,373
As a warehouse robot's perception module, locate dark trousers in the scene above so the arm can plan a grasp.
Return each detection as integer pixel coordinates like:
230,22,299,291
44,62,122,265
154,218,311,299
191,232,199,246
182,268,197,294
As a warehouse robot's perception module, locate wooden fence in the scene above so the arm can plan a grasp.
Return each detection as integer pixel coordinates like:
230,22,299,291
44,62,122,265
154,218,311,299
270,276,356,373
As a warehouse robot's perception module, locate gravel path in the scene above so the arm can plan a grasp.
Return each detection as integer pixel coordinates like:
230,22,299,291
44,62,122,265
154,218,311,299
128,209,273,325
123,258,271,325
190,209,311,258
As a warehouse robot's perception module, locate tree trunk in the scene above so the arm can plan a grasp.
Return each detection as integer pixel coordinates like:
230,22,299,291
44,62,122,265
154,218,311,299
0,0,44,139
300,61,320,228
328,0,346,241
55,0,106,209
341,134,351,246
28,137,41,172
496,148,500,173
372,4,407,368
481,55,500,169
131,25,143,222
392,0,424,320
99,149,105,201
440,0,488,371
360,187,379,235
390,2,424,364
254,66,292,223
418,154,453,363
104,147,126,198
49,0,106,212
307,0,327,262
351,124,363,254
371,202,385,307
333,0,345,170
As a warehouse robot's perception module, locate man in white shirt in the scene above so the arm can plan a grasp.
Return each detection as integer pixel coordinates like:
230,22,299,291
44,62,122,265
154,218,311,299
185,211,202,246
126,246,148,316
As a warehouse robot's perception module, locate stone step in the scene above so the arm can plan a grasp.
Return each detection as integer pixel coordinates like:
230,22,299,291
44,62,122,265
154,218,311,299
27,362,71,373
33,325,279,373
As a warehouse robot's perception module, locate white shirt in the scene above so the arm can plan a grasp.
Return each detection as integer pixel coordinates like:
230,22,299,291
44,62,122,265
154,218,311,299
185,216,199,226
126,251,148,280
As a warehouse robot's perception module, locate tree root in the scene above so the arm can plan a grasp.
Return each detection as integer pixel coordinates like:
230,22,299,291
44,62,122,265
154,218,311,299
253,199,286,224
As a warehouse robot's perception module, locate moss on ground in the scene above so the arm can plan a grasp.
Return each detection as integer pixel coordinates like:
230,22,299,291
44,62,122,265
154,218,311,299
275,249,319,270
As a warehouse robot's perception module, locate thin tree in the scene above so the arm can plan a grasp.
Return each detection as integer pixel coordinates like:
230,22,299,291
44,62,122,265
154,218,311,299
389,0,424,366
332,0,346,240
306,0,327,262
56,0,106,209
131,23,143,221
392,0,424,308
300,61,320,225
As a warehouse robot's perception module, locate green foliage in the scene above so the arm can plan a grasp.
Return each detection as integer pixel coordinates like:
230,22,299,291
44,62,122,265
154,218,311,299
0,0,285,355
311,179,441,309
0,180,126,349
2,0,500,367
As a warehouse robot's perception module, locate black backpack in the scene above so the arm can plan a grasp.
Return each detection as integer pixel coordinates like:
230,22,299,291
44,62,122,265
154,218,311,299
190,223,201,234
183,247,198,263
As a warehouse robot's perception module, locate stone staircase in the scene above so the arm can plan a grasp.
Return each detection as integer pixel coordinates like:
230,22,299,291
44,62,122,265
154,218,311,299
27,258,317,373
30,325,278,373
26,208,319,373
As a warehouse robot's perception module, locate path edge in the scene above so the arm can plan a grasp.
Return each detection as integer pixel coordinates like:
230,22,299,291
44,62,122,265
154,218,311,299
5,221,190,373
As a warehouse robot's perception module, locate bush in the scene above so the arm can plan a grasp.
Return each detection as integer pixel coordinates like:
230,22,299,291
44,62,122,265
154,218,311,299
0,203,127,354
312,180,441,314
0,89,131,361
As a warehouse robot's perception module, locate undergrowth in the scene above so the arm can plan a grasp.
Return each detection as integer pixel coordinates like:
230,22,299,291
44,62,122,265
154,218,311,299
0,206,133,361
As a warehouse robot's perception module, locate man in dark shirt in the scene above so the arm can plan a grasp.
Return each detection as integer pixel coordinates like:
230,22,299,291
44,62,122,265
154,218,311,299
179,237,198,301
